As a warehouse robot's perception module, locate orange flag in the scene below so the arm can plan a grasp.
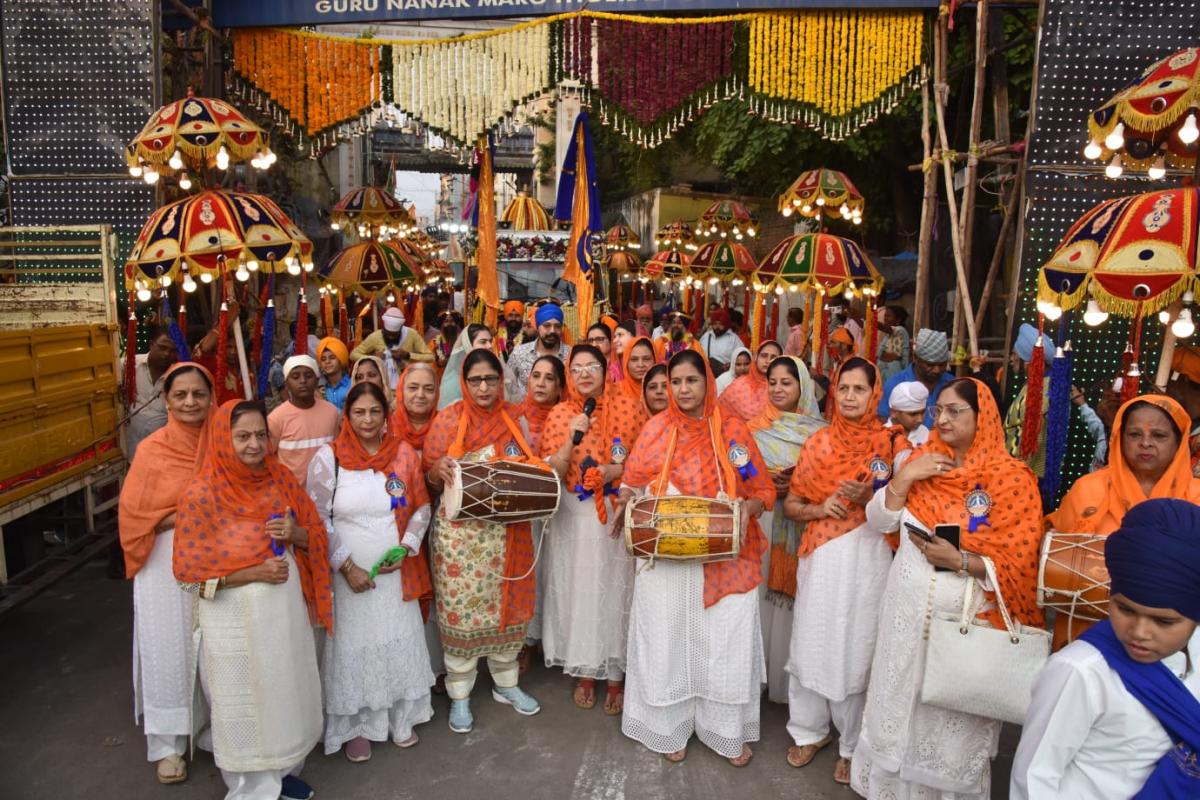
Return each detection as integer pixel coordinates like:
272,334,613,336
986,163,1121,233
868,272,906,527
556,113,601,330
476,136,500,329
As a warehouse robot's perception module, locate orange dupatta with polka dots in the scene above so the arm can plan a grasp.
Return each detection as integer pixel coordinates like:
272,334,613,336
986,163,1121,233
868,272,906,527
905,378,1045,629
789,361,906,559
174,400,333,633
616,336,655,400
422,370,538,631
717,341,777,421
621,355,775,607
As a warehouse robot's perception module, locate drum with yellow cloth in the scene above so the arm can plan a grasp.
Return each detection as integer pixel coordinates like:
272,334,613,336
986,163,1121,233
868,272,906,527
444,460,561,524
1037,531,1110,647
624,495,741,564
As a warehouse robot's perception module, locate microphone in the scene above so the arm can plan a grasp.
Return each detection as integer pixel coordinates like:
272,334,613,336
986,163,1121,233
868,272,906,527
573,397,597,445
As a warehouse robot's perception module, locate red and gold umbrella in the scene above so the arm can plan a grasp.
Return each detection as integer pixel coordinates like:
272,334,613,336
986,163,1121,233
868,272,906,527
1038,188,1200,317
1084,47,1200,177
688,239,756,284
500,192,553,230
653,219,698,252
125,189,312,296
125,88,272,185
318,241,423,296
605,249,643,277
331,187,416,239
755,232,882,295
644,249,690,281
778,169,865,224
605,223,641,251
697,200,758,239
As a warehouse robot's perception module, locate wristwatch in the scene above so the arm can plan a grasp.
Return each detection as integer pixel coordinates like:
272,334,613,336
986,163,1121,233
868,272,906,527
956,550,971,578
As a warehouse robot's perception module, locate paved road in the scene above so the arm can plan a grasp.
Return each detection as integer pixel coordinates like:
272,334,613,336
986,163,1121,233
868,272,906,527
0,559,1016,799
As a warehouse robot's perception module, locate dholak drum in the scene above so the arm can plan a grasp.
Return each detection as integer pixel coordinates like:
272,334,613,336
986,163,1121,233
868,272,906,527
1037,531,1111,623
624,495,741,564
444,460,561,524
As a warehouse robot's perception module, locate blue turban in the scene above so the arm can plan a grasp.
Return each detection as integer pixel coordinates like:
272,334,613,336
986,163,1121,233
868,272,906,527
1014,323,1055,364
535,303,564,327
1106,498,1200,621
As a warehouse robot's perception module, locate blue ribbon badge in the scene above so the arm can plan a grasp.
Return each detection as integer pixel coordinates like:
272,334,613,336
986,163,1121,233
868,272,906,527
728,440,757,481
385,473,408,510
965,484,993,532
868,454,892,491
610,436,628,465
504,441,522,458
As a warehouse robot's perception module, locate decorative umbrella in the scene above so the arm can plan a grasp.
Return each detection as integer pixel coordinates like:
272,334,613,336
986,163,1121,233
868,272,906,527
605,249,643,276
605,223,641,251
331,187,416,239
1084,47,1200,178
126,88,273,187
778,169,865,224
427,258,455,283
687,239,756,285
318,240,422,296
755,232,882,294
653,219,699,252
500,191,553,230
697,200,758,239
125,189,313,297
644,249,690,280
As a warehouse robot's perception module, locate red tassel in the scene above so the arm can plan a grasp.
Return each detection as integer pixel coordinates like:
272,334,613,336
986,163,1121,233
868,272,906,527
124,311,139,408
1019,318,1046,461
295,270,309,355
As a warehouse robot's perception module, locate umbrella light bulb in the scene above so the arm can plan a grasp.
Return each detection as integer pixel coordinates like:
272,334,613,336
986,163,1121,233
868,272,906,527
182,275,197,293
199,272,213,284
1104,123,1125,151
266,149,277,165
781,207,793,217
1083,140,1103,160
853,216,862,225
791,198,802,207
168,151,184,171
1044,304,1063,321
1148,156,1167,180
216,145,230,170
1083,299,1109,327
816,197,826,207
747,227,755,237
330,221,341,231
720,231,728,238
144,166,160,185
303,260,314,272
1159,308,1173,325
178,173,192,190
1173,308,1195,338
235,266,250,282
160,275,173,288
136,287,153,302
802,204,813,214
709,277,719,285
1105,154,1124,178
839,204,850,216
247,259,259,272
128,163,143,178
1180,112,1200,145
287,261,301,276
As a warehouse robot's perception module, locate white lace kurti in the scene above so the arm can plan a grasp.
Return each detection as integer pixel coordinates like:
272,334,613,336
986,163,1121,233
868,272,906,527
132,529,206,745
757,509,791,703
786,521,892,701
621,559,765,758
307,447,435,753
542,495,634,679
851,496,998,799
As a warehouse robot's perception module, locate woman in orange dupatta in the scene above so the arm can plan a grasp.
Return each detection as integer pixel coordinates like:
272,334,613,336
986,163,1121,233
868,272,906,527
852,377,1044,799
118,362,213,785
1046,393,1200,648
173,399,332,800
541,345,646,714
718,340,783,421
306,381,435,762
423,348,542,733
782,357,906,783
614,349,774,766
388,362,439,455
614,336,657,400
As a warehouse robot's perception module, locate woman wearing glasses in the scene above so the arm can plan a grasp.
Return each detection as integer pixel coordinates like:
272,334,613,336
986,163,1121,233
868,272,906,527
423,349,542,734
850,378,1044,798
541,345,647,714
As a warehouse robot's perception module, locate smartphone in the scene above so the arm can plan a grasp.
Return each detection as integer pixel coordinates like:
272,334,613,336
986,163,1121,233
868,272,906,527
904,522,933,542
935,524,961,551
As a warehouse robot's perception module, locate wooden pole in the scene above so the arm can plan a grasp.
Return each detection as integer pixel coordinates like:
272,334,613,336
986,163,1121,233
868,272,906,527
954,0,990,359
914,69,936,333
973,159,1025,334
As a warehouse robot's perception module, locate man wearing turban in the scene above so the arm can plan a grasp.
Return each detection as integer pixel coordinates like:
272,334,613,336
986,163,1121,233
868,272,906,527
497,300,528,359
350,306,434,389
698,307,741,378
877,328,953,427
507,302,570,402
1012,498,1200,799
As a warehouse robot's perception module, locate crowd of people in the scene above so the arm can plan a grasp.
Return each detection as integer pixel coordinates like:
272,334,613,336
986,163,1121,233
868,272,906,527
117,295,1199,800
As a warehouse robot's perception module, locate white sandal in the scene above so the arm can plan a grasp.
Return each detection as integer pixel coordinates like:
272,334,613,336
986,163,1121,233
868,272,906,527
156,754,187,785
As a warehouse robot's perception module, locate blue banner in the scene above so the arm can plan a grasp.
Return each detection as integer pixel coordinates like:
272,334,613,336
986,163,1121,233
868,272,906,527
211,0,936,28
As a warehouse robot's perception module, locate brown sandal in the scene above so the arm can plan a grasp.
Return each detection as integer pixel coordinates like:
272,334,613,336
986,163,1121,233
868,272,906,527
602,682,624,716
573,678,597,709
786,735,833,768
833,756,852,785
728,744,753,767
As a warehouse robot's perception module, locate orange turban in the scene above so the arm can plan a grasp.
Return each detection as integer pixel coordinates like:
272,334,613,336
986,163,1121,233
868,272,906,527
317,336,349,368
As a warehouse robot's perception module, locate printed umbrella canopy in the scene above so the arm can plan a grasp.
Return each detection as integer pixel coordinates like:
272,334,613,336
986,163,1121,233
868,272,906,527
605,223,641,251
644,248,690,281
1084,47,1200,178
754,232,882,295
125,189,312,293
653,219,698,252
605,248,643,277
778,168,865,224
318,240,422,296
330,187,416,239
687,239,756,284
1038,188,1200,317
697,199,758,239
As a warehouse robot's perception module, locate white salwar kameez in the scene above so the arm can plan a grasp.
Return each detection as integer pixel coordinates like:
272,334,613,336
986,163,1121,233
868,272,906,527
622,558,764,758
307,447,435,754
132,528,207,761
542,495,634,679
786,521,892,758
850,496,998,799
757,509,791,704
198,550,321,800
1011,629,1200,800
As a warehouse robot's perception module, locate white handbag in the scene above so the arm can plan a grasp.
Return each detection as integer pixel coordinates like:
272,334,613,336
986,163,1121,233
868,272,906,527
919,554,1051,725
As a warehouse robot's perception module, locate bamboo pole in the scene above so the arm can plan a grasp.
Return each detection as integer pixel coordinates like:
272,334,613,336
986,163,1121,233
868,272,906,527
973,159,1025,334
914,69,936,333
955,0,991,356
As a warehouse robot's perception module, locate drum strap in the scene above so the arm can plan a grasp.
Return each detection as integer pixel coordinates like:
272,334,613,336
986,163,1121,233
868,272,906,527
652,407,736,499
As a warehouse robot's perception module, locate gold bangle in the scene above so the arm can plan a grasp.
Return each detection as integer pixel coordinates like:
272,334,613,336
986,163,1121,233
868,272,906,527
886,483,906,499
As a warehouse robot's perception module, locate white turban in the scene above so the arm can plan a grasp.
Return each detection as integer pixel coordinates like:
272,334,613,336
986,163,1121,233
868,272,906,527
283,354,320,379
382,307,406,332
888,381,929,413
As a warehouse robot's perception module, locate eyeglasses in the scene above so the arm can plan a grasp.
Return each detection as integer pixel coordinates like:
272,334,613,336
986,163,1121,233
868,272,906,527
570,363,604,376
932,403,971,421
465,375,501,387
586,337,609,346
